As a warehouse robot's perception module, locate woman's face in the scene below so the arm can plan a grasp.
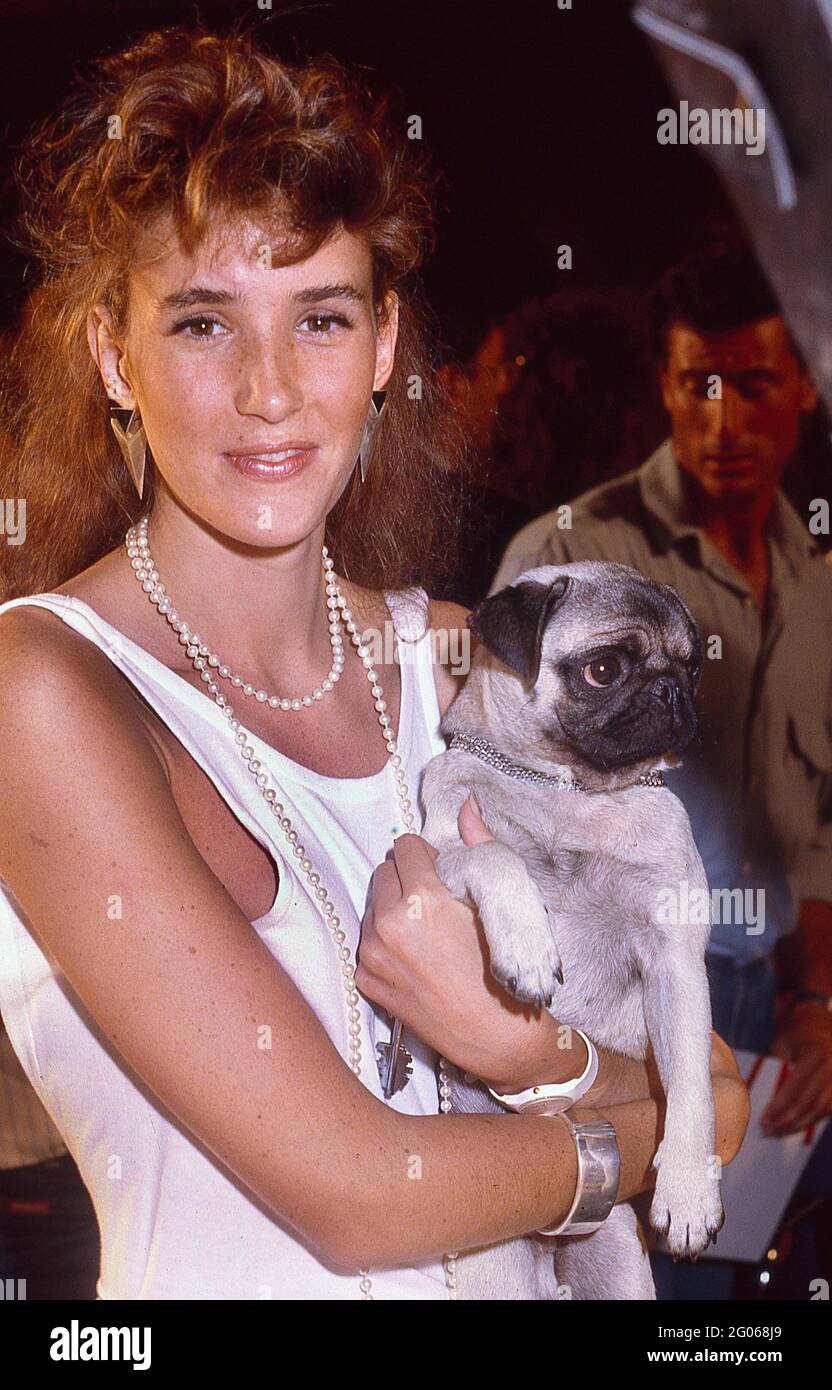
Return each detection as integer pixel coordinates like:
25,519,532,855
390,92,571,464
90,212,398,547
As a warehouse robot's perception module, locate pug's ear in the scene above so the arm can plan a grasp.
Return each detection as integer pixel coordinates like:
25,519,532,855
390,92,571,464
467,576,572,686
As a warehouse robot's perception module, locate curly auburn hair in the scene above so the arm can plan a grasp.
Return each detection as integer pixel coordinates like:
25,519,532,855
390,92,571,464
0,22,473,600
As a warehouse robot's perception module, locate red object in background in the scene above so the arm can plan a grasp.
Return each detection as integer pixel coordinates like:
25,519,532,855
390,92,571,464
746,1054,816,1144
7,1198,51,1215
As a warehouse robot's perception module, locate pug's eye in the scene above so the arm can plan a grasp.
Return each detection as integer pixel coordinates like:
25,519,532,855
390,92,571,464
582,656,621,688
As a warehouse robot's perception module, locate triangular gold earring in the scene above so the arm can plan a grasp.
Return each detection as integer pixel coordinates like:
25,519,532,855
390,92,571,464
109,403,148,500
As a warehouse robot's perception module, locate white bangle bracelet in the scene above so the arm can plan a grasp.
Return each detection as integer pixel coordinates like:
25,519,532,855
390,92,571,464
487,1027,598,1115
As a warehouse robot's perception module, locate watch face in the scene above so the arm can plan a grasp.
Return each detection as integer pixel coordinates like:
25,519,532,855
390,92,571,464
520,1097,572,1116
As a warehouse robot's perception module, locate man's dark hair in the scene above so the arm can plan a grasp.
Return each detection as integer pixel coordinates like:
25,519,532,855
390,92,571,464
649,241,805,368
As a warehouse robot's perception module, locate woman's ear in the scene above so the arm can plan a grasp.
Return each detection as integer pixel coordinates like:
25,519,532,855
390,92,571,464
373,290,399,392
87,304,137,410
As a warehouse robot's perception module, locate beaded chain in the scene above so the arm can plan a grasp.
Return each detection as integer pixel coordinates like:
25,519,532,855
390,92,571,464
125,515,460,1299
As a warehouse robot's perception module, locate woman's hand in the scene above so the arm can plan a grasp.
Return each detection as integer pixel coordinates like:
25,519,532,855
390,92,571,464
355,797,559,1088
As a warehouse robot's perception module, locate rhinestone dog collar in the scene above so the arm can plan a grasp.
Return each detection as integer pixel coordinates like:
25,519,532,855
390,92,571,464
446,731,666,791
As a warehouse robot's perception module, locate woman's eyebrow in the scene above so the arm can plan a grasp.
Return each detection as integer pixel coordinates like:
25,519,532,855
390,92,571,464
158,286,242,311
294,282,367,305
158,281,367,311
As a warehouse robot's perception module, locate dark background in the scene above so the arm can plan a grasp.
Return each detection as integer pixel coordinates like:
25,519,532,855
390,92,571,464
0,0,741,344
2,0,828,550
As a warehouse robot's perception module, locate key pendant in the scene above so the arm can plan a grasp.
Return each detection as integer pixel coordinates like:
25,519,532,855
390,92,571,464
377,1016,413,1096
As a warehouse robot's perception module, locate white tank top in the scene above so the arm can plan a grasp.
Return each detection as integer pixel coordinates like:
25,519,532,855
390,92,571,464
0,585,473,1300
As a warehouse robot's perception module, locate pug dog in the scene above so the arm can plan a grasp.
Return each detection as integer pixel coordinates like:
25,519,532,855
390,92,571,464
419,561,724,1300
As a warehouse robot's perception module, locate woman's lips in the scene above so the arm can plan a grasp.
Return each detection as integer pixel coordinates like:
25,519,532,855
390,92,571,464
223,447,318,480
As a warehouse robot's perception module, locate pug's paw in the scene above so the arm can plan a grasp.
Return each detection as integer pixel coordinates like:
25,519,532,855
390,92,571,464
649,1162,725,1260
484,889,564,1008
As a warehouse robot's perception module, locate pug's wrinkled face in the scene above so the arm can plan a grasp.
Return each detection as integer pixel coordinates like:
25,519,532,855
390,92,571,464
467,562,702,777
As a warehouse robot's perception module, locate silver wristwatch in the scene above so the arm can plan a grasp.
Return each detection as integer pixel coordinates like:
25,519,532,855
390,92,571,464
536,1114,620,1237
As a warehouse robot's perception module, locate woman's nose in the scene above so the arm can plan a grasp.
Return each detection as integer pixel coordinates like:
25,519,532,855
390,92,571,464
234,340,303,418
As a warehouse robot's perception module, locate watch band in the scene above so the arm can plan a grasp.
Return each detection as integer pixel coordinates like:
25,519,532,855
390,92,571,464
536,1115,620,1237
487,1028,598,1115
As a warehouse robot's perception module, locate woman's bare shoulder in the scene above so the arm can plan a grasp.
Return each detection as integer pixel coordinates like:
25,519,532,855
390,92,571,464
342,580,473,717
0,600,170,791
0,599,137,702
426,596,475,718
0,538,166,704
427,596,471,628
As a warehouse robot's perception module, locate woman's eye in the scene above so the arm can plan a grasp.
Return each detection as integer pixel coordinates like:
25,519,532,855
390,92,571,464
582,656,621,688
299,312,353,336
171,315,226,340
169,311,354,340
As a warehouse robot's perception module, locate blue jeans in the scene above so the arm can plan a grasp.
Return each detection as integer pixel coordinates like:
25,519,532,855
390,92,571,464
650,951,779,1301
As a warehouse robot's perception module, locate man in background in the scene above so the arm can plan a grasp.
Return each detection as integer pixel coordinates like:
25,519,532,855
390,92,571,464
490,242,832,1299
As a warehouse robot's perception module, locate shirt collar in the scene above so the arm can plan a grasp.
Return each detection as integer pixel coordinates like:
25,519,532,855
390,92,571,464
638,437,821,583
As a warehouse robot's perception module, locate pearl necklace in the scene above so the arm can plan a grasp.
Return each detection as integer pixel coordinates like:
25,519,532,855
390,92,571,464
142,541,345,710
125,514,460,1300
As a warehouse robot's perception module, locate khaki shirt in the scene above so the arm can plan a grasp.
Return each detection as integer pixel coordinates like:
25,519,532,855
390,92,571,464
490,439,832,963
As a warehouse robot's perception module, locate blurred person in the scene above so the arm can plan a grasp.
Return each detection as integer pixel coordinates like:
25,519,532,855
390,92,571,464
488,289,666,515
492,242,832,1300
436,326,539,607
436,292,666,606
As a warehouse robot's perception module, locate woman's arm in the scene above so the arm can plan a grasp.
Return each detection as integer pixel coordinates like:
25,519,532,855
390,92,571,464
341,1068,748,1268
475,1004,745,1112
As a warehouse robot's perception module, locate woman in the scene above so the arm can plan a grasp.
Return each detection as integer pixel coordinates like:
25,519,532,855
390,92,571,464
0,25,748,1299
